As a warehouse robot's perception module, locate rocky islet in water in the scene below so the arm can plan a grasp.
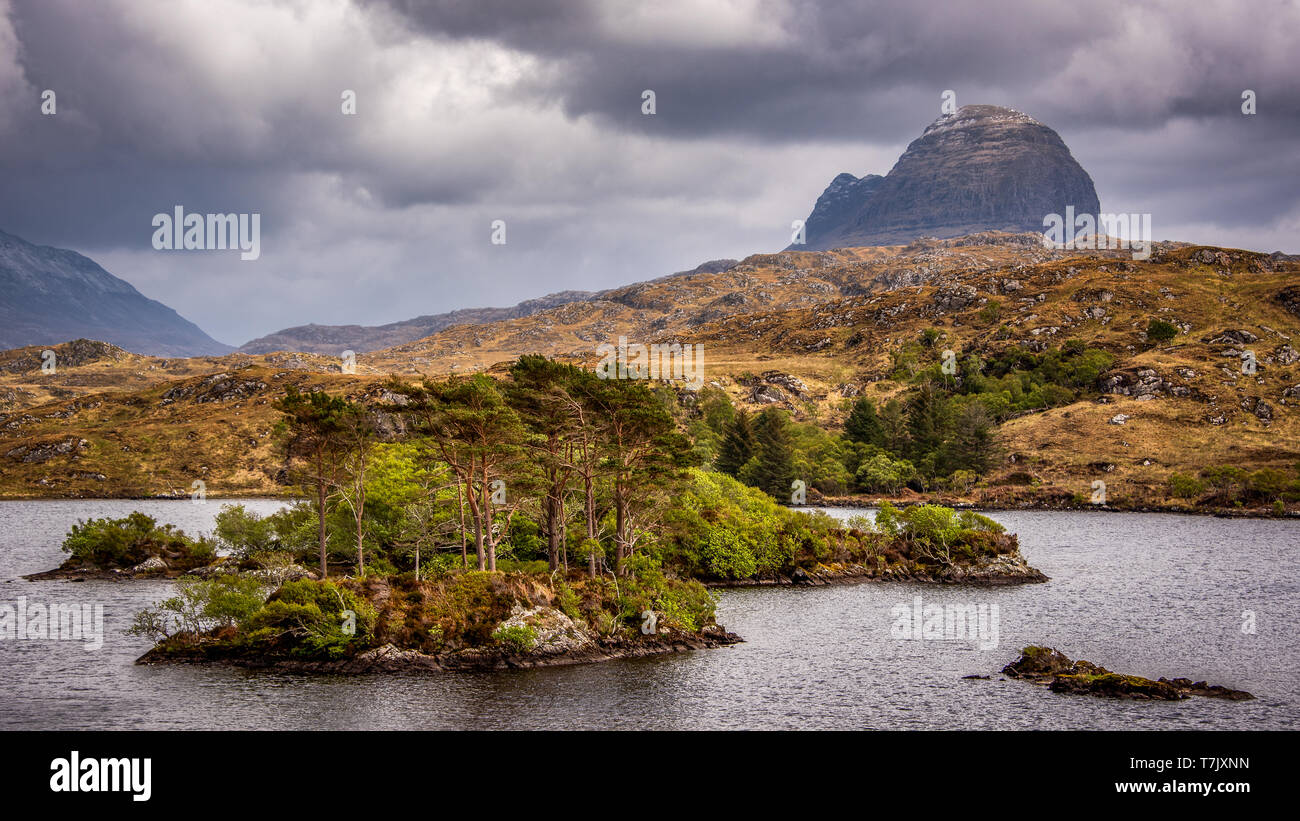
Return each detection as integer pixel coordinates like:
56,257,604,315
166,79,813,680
1000,646,1254,701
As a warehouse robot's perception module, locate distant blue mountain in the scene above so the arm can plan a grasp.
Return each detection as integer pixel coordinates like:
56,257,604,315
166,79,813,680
0,228,232,357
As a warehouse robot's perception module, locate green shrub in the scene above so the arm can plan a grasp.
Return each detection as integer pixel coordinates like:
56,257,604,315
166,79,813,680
699,527,757,579
977,300,1001,325
873,501,902,537
948,469,978,493
128,574,270,642
244,579,376,658
62,512,205,569
855,453,917,493
213,504,275,558
899,504,962,548
492,624,537,652
496,559,549,574
957,510,1005,533
1146,318,1178,343
1247,469,1288,502
1168,473,1206,499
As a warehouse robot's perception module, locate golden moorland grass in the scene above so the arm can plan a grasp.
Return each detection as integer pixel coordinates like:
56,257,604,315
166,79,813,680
1,235,1296,511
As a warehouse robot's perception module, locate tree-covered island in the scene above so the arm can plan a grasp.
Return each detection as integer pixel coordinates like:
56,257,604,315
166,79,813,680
34,356,1045,671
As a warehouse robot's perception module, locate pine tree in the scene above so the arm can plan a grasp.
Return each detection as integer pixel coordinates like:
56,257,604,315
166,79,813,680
587,378,691,575
275,387,358,578
716,410,754,476
507,355,582,571
399,374,527,572
753,407,796,500
843,397,885,446
880,398,910,455
906,381,949,462
943,402,996,475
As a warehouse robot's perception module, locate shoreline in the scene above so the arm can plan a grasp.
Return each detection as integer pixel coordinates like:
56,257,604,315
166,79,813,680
136,628,745,674
802,496,1297,520
2,491,1291,520
704,557,1048,588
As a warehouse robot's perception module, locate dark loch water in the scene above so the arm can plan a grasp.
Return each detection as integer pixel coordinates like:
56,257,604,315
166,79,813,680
0,500,1295,730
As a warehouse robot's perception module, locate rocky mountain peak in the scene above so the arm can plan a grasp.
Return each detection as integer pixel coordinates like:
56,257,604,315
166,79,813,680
793,104,1099,250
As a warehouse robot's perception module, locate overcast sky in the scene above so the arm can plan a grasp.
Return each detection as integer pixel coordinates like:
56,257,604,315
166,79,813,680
2,0,1297,346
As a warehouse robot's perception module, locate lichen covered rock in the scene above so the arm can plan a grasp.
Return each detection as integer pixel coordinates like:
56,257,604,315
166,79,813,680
1002,646,1254,701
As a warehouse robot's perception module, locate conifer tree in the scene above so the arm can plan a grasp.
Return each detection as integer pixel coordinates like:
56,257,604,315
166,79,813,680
716,409,754,476
753,407,796,500
275,387,356,578
843,397,885,447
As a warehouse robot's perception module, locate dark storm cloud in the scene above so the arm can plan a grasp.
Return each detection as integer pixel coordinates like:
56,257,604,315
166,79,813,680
0,0,1297,346
373,0,1300,141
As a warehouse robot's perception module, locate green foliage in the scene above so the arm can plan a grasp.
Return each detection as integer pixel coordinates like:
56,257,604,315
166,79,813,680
243,579,376,659
1147,318,1179,343
554,580,582,621
213,504,275,559
977,300,1001,325
128,574,270,642
716,410,754,476
699,527,758,579
492,624,538,652
844,397,885,447
956,510,1005,533
855,453,916,493
899,504,962,549
752,407,796,500
948,469,978,493
274,386,371,576
873,501,902,537
1168,473,1207,499
1246,468,1288,502
662,469,828,580
62,512,212,569
1201,465,1247,490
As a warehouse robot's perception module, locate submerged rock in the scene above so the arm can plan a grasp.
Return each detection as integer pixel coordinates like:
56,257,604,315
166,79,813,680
1002,646,1254,701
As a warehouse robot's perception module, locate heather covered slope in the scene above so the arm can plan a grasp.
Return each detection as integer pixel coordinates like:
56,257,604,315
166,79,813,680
0,235,1297,514
236,290,596,356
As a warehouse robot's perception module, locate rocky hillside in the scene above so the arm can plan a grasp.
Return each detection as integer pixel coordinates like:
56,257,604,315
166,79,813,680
793,105,1099,250
0,228,233,357
237,259,743,355
237,290,596,355
1,235,1297,514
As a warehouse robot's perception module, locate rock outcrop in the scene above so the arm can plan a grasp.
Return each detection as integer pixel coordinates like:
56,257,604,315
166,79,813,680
792,105,1099,250
1001,646,1254,701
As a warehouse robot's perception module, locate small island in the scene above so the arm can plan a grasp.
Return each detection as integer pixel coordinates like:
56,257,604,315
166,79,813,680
27,362,1046,672
1001,646,1254,701
132,569,741,673
31,492,1043,672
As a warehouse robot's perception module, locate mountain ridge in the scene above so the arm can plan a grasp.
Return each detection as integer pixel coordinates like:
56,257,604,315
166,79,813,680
236,258,742,355
0,229,233,357
2,234,1296,519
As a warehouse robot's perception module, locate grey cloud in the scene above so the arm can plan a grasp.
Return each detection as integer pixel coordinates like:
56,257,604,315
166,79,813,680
0,0,1297,346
